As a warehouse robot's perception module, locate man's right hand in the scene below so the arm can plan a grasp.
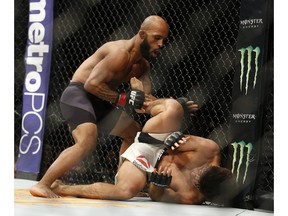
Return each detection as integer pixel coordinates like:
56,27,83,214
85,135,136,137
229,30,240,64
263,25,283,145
176,97,199,115
150,166,172,187
123,77,155,113
116,90,145,109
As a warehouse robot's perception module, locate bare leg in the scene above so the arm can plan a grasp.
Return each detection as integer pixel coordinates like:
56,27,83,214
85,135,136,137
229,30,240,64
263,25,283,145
142,98,184,133
29,122,98,198
49,79,185,200
130,77,184,133
110,112,141,169
111,77,151,168
110,78,144,167
112,78,184,167
51,160,147,200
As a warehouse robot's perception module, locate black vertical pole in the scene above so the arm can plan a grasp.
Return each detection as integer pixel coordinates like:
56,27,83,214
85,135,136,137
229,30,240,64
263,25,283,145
227,0,272,209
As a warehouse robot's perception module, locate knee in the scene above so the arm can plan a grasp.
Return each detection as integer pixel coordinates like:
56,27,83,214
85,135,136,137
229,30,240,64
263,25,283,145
119,190,134,200
83,140,97,154
67,139,97,158
72,125,98,153
119,120,141,140
80,136,98,154
117,185,139,200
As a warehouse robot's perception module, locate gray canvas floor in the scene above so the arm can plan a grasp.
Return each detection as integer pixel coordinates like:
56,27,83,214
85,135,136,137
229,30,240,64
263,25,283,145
15,179,273,216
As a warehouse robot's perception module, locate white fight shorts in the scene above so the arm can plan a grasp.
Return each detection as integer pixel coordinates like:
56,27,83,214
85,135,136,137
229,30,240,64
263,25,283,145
120,132,170,173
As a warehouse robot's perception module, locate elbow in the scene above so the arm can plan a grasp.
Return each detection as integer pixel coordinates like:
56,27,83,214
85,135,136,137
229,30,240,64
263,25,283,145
208,140,220,154
179,194,205,205
149,190,161,202
148,185,162,201
83,79,99,95
150,194,157,202
83,80,93,92
148,190,157,201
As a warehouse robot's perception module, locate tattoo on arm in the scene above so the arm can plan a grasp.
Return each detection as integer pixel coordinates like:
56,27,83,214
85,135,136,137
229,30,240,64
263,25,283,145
92,83,119,103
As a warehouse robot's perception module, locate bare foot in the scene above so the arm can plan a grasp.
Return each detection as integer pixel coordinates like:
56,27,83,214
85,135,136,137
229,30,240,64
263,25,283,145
30,182,61,198
50,179,64,195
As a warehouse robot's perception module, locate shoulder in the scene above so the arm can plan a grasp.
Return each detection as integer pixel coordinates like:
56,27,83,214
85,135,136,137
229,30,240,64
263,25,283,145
98,40,130,68
205,139,220,152
101,41,129,58
190,135,219,148
182,135,220,154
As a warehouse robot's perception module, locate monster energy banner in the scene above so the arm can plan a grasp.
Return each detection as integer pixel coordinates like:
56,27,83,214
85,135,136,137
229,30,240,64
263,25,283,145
16,0,54,179
228,0,270,203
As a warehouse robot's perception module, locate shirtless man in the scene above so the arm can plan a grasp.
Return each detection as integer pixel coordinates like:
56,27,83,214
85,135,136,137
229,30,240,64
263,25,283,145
50,80,236,205
30,15,198,198
148,136,237,205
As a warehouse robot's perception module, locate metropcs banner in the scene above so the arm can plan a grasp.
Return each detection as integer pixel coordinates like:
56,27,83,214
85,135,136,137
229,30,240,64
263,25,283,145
228,0,270,201
16,0,54,177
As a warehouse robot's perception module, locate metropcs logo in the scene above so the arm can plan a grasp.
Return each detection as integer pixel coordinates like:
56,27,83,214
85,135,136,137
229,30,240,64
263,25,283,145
238,46,261,95
231,141,253,184
20,0,50,156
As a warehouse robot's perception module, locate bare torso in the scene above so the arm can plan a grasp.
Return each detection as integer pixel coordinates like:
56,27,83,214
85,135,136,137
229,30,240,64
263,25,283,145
71,38,150,90
154,135,221,204
160,135,220,169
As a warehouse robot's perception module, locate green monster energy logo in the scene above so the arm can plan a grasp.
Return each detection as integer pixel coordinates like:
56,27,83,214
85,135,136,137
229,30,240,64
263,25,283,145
231,141,253,184
238,46,260,95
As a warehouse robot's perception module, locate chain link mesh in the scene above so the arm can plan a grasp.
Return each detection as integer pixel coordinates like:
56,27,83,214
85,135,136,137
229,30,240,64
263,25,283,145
14,0,273,197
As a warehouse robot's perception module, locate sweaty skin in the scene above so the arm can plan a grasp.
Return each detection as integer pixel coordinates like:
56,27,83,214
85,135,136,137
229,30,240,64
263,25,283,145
29,15,170,198
72,16,170,102
29,16,199,199
50,96,186,200
47,79,224,205
149,135,221,204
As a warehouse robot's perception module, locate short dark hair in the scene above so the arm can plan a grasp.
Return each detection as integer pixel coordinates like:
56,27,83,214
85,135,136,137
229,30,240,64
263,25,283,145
199,166,238,205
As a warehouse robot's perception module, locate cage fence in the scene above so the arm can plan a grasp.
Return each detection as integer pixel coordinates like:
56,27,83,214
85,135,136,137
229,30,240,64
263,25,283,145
14,0,273,205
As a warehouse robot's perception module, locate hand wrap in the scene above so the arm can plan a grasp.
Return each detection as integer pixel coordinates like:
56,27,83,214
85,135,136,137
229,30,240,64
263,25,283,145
176,97,190,113
150,171,172,187
164,131,184,149
116,90,145,109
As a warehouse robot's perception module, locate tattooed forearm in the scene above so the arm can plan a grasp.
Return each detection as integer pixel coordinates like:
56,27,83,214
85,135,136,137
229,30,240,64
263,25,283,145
89,83,119,103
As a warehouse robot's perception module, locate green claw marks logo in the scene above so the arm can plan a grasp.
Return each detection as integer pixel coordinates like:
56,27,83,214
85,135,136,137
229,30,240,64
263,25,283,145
238,46,261,95
231,141,253,184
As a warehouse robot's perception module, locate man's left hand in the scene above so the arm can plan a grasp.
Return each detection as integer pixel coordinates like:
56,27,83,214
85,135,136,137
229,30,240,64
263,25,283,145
186,100,199,115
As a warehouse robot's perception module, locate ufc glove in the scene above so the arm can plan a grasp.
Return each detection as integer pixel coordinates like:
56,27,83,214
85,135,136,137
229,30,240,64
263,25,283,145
150,171,172,187
164,131,184,149
116,90,145,109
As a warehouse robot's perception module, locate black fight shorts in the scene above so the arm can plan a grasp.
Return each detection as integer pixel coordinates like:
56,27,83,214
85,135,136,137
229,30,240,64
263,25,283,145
59,82,122,133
